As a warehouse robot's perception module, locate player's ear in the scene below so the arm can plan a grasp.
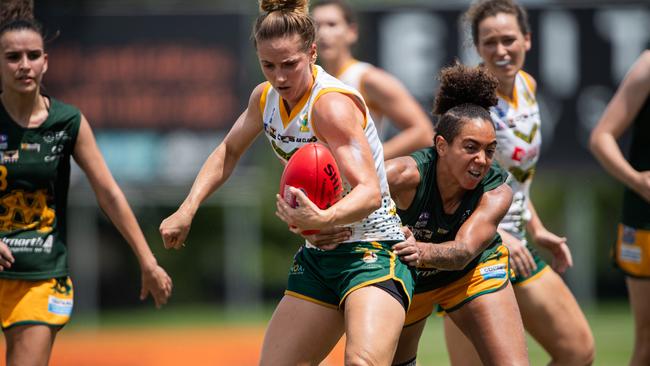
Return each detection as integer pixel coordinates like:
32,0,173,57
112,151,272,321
309,43,317,64
435,135,448,156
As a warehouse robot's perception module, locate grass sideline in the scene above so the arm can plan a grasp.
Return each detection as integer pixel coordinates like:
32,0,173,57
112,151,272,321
2,301,634,365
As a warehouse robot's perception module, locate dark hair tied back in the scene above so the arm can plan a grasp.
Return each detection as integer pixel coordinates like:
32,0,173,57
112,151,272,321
0,0,43,38
432,62,498,145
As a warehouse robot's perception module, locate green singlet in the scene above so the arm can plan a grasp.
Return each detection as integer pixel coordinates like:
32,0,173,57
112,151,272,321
0,96,81,280
397,147,508,293
622,98,650,230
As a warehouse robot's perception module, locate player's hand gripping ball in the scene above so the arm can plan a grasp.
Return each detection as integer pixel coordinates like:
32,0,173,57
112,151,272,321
279,143,343,235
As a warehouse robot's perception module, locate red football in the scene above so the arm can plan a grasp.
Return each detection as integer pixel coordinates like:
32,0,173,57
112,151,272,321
279,143,344,234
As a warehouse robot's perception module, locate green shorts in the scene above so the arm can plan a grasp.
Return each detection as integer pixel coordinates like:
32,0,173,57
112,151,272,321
286,241,415,309
509,243,549,286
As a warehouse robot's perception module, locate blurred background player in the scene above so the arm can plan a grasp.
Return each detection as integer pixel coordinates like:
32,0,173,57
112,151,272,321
159,0,417,364
388,63,528,366
443,1,595,365
590,50,650,366
312,0,434,160
0,1,172,365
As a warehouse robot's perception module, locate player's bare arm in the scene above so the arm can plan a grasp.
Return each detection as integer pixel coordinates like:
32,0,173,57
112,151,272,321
416,183,512,270
160,83,265,249
362,68,434,159
590,50,650,202
309,92,382,226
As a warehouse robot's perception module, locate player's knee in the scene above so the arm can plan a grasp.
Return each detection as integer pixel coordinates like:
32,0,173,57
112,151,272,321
553,332,595,366
344,348,380,366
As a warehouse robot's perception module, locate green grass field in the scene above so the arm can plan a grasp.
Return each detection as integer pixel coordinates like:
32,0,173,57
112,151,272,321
416,302,633,365
61,300,634,365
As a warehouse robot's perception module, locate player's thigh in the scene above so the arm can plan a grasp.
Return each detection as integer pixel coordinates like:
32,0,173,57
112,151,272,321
259,295,344,366
448,282,528,366
514,269,594,358
344,286,406,365
5,324,57,366
443,316,482,366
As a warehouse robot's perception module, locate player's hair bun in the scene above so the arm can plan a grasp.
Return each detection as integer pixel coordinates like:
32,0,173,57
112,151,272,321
433,62,498,116
0,0,34,25
260,0,309,14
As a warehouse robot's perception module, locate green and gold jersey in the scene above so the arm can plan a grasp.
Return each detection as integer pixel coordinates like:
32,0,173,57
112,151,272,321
0,97,81,280
397,147,508,293
622,98,650,230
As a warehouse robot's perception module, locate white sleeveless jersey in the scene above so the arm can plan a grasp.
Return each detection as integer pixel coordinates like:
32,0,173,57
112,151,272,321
336,60,388,138
260,65,404,243
489,70,541,240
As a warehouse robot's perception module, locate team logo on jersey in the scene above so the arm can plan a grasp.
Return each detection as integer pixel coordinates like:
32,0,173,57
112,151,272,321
298,113,310,132
0,150,19,163
414,212,430,228
43,131,69,144
289,260,304,275
362,250,378,264
0,189,55,233
436,227,449,235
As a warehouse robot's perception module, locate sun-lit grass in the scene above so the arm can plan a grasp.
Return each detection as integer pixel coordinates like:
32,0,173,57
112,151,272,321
417,301,634,365
64,301,634,365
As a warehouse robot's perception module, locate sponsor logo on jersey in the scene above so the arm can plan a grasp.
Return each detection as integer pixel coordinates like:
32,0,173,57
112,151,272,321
48,296,73,316
43,131,69,144
620,244,642,264
0,150,19,163
2,235,54,254
21,142,41,152
480,263,507,280
511,146,525,162
417,268,441,277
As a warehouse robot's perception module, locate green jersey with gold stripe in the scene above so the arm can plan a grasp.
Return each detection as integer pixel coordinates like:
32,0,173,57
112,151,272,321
0,97,81,280
623,98,650,229
397,147,508,292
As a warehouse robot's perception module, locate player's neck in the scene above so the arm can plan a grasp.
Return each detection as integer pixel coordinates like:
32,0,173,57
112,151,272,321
497,78,516,100
0,91,48,128
435,162,464,215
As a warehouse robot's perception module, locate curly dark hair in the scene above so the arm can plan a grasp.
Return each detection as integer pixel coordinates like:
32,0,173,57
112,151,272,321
433,62,498,145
